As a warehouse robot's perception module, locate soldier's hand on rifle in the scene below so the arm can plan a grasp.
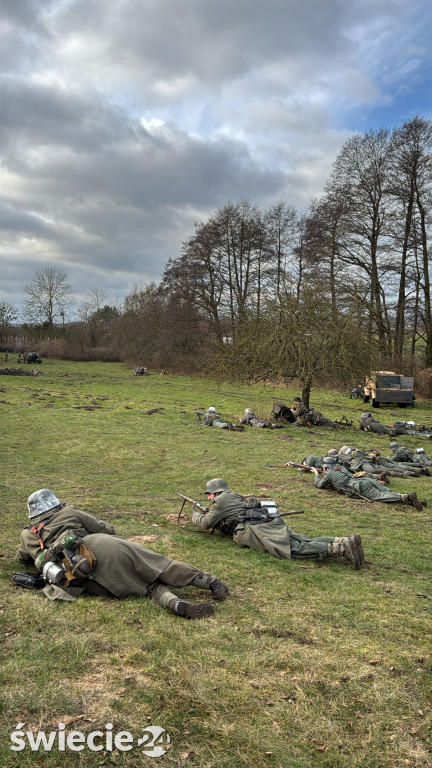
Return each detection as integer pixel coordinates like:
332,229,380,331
284,462,293,467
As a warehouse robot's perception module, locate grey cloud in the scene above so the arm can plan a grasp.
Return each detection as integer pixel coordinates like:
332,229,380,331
54,0,363,87
1,0,428,316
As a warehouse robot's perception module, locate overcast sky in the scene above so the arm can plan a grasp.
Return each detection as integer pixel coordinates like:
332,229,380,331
1,0,431,319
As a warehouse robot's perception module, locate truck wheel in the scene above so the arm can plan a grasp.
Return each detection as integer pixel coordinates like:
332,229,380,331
350,392,358,399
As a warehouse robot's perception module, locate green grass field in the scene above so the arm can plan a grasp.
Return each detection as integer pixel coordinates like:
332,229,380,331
1,360,431,767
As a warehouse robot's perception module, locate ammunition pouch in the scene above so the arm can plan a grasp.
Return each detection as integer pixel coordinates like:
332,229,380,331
220,509,274,537
219,519,240,538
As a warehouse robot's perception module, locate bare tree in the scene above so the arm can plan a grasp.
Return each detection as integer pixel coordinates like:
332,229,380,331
388,116,432,364
329,129,393,354
23,267,72,327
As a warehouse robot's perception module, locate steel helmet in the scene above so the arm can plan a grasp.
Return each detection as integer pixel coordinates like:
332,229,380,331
407,421,415,427
339,446,352,455
322,456,337,467
327,449,338,456
27,489,61,519
207,407,217,413
205,478,230,495
245,408,255,415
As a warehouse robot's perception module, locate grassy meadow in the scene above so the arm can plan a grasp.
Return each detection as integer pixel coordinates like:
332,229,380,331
1,359,431,767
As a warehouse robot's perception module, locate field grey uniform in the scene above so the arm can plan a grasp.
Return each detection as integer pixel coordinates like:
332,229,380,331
359,413,395,435
17,505,224,608
389,444,432,467
191,490,336,561
314,466,408,504
309,410,338,428
240,410,274,428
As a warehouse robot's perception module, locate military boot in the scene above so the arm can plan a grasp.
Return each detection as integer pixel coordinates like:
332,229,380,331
207,577,230,601
402,493,423,511
168,599,215,619
350,534,365,567
191,572,229,600
328,538,360,570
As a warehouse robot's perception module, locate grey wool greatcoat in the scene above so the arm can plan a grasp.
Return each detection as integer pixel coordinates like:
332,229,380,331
191,491,333,561
314,467,403,503
17,505,171,599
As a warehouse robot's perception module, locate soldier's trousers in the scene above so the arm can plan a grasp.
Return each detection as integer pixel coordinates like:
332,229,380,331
348,477,402,503
148,561,211,605
85,560,211,603
289,532,335,560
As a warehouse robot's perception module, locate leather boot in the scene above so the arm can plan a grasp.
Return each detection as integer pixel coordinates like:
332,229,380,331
191,572,229,600
342,538,361,570
328,538,360,569
349,534,365,567
207,577,229,601
405,493,423,511
168,599,214,619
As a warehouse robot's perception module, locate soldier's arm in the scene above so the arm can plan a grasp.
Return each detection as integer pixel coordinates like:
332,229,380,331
16,531,37,563
314,471,331,488
191,500,227,530
76,510,116,535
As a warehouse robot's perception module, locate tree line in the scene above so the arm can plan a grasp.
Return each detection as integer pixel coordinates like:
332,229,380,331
1,117,431,397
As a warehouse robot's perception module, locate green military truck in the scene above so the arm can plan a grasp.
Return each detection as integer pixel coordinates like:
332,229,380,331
364,371,415,408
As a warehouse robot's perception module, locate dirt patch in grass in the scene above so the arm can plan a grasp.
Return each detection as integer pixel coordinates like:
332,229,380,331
128,534,158,545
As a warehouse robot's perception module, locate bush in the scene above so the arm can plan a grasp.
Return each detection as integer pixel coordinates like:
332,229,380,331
415,367,432,399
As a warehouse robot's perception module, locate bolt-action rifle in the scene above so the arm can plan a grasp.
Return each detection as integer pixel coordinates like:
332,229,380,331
176,492,209,523
176,491,305,525
268,462,324,474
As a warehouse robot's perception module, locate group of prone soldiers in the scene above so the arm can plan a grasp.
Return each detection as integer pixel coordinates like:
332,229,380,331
199,398,340,430
359,412,432,438
15,442,430,618
285,443,430,510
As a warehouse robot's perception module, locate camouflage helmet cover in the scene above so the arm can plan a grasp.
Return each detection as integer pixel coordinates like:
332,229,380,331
205,478,230,494
27,489,61,519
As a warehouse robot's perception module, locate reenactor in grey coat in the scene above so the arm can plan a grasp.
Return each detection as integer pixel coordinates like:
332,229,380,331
201,407,243,431
190,479,365,569
16,489,229,618
240,409,277,428
337,447,426,478
388,443,432,468
359,413,396,435
312,457,427,510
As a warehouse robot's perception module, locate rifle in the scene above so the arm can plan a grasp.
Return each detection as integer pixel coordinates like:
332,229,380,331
176,492,209,523
264,510,304,520
270,462,324,474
